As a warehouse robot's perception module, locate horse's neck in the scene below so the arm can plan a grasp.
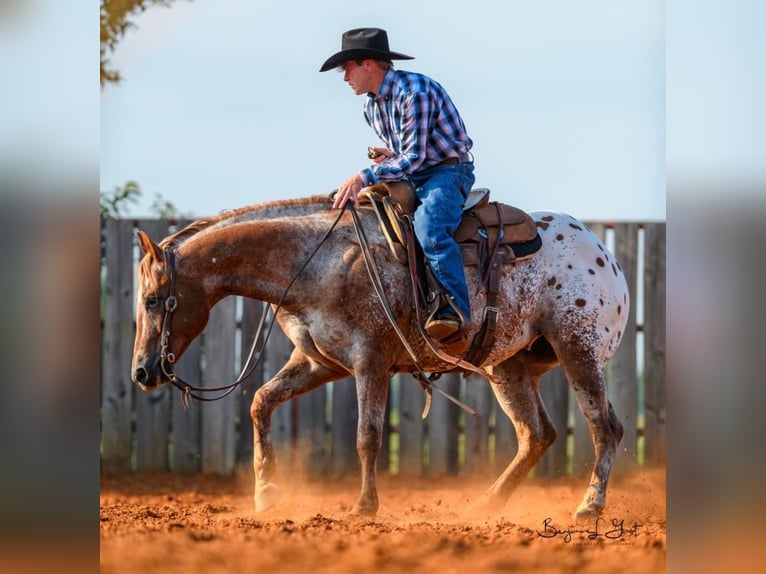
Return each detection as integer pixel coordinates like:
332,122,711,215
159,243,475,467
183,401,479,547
178,214,330,305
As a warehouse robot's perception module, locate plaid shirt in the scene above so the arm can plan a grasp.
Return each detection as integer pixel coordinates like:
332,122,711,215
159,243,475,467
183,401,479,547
359,68,473,186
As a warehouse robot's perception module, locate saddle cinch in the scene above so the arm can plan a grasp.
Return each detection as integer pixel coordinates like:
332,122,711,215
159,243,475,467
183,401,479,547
359,181,543,367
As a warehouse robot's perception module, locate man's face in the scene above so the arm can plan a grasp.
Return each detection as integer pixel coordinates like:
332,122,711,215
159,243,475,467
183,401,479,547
340,60,376,95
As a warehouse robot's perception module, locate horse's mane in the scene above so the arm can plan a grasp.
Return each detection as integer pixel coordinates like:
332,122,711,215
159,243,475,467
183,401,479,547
159,194,332,249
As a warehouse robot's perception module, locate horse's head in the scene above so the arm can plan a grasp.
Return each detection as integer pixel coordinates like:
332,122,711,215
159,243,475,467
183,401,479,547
131,230,209,390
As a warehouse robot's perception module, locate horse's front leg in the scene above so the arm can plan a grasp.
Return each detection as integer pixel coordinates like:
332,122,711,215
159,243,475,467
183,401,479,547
250,350,340,513
350,370,390,517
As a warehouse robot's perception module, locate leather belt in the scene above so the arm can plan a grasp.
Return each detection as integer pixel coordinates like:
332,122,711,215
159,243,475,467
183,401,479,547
432,152,472,168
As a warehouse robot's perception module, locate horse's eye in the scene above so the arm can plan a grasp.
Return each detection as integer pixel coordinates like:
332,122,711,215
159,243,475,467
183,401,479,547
144,296,159,309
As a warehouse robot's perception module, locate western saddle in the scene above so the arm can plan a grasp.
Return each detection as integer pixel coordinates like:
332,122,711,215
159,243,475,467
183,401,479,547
359,181,542,367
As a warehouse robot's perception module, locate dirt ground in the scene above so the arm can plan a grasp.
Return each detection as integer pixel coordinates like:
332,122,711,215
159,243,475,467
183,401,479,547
100,467,666,573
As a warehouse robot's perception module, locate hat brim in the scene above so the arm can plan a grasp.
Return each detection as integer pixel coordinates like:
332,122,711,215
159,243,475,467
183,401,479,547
319,49,414,72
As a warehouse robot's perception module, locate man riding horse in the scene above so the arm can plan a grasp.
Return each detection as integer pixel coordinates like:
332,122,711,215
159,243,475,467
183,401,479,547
323,27,475,352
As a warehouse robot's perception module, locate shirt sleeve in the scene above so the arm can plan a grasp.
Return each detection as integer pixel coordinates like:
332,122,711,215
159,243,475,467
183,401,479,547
361,91,433,185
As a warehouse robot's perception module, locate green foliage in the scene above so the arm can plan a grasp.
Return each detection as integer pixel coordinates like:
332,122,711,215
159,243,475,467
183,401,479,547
100,180,194,220
150,193,194,220
100,180,141,217
100,0,189,87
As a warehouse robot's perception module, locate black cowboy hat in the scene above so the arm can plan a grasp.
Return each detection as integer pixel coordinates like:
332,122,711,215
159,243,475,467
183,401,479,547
319,28,414,72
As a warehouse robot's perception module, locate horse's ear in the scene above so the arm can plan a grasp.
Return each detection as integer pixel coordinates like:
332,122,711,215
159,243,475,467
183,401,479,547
136,230,162,262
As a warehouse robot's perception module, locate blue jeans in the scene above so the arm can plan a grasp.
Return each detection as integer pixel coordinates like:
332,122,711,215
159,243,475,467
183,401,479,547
408,161,475,323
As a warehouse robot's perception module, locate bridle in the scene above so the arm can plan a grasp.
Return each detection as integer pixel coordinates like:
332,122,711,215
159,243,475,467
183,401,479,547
153,200,476,417
158,247,265,407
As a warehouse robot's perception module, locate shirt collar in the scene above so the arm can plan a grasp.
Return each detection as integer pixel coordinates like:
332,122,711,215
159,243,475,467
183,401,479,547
367,67,395,101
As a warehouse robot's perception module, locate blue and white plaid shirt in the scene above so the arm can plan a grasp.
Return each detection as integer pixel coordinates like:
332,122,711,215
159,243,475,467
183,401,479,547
359,68,473,186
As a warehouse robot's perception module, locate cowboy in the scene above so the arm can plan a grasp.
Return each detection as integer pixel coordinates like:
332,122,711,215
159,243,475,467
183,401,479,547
322,27,476,345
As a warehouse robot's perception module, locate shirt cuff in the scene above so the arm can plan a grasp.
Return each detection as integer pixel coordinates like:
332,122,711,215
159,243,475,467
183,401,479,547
360,167,376,187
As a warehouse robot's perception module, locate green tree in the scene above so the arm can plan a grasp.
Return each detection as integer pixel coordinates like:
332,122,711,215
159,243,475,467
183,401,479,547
100,180,141,216
100,0,190,87
100,181,194,219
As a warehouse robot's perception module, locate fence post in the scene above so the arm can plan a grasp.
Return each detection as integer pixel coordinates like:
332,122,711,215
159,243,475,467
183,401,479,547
537,367,570,477
135,219,171,471
611,222,639,470
462,375,492,475
397,374,425,475
427,373,461,476
643,223,666,465
237,298,267,467
297,376,328,476
171,336,202,472
331,378,359,475
101,218,135,474
200,297,238,474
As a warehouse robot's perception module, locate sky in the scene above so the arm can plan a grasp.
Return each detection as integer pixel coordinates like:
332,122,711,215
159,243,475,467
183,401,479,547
100,0,666,221
0,2,763,222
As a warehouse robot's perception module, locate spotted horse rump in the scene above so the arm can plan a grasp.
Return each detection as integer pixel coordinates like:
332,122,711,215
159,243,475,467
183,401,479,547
131,194,629,520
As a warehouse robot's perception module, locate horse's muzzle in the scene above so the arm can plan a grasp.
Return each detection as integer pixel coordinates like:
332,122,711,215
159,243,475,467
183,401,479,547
132,364,166,390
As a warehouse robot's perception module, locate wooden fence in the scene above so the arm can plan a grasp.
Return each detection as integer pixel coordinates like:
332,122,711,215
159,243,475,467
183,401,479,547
100,218,665,477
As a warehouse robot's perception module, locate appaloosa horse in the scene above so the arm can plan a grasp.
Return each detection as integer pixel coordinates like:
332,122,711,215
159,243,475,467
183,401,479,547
131,195,628,519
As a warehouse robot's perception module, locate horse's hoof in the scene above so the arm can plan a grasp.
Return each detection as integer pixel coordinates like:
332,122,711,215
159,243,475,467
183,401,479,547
348,504,378,518
348,502,378,518
464,494,502,519
574,503,603,521
254,483,281,513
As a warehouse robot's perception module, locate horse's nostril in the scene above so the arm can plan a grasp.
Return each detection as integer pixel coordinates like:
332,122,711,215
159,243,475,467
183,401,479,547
134,367,148,384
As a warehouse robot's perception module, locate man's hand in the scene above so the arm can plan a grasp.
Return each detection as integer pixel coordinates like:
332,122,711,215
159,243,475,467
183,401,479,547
367,146,393,164
333,173,365,209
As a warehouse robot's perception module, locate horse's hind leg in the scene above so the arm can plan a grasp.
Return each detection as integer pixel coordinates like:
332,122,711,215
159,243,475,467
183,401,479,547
557,349,624,518
468,344,559,516
250,349,341,512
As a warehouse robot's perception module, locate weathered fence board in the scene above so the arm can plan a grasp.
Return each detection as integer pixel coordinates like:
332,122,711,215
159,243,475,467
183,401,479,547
331,378,359,475
297,375,328,476
172,337,202,472
643,223,666,465
101,218,136,474
135,219,171,471
100,217,665,477
611,223,640,470
200,297,238,474
397,374,426,475
462,375,492,475
537,367,570,477
427,373,461,476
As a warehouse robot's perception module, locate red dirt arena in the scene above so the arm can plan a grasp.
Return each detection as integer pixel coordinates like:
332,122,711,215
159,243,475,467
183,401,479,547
100,467,666,573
